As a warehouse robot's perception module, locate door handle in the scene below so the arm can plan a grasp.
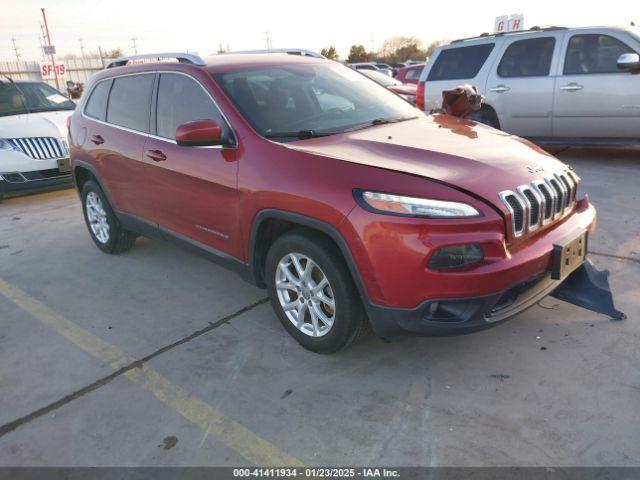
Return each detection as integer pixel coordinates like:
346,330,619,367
489,85,510,93
145,149,167,162
90,134,104,145
559,83,584,91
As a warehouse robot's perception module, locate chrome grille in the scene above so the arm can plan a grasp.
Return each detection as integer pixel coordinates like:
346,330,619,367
499,172,579,238
8,137,68,160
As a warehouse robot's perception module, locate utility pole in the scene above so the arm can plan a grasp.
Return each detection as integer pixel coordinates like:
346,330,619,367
263,30,273,50
98,45,105,67
38,35,46,60
41,8,60,90
131,37,138,54
79,37,85,58
11,38,21,62
39,24,46,59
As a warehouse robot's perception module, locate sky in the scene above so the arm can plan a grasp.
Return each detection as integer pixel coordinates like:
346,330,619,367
0,0,637,61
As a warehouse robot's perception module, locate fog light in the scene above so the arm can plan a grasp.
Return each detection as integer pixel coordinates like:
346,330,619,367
428,244,484,270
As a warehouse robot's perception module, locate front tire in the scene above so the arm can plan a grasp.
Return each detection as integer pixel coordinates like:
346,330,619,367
265,230,366,354
81,180,136,254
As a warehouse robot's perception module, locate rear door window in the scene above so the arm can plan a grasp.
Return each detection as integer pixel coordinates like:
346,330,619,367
84,80,111,121
564,34,636,74
155,73,229,140
106,74,154,132
427,44,495,81
498,37,556,77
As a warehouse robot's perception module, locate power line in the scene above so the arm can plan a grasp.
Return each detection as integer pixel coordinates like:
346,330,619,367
38,35,46,60
263,30,273,49
39,23,47,60
10,37,21,62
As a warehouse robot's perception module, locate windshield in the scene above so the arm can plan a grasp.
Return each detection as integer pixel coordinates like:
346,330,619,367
213,62,419,141
360,69,403,87
0,81,75,117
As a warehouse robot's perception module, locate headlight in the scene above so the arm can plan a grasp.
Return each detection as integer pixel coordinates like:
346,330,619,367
0,139,18,151
356,190,480,218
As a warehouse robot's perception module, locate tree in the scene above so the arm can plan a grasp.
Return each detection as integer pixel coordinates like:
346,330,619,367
320,46,339,60
105,48,124,58
423,39,448,60
376,36,448,63
379,36,422,62
347,45,374,63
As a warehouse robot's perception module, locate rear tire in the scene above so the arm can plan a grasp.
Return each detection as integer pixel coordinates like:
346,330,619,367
81,180,136,254
265,230,366,354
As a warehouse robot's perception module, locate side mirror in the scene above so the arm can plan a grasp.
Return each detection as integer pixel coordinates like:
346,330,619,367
617,53,640,72
175,119,226,147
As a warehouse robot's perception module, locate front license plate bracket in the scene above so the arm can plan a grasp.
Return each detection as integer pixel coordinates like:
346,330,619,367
551,231,587,280
57,158,71,173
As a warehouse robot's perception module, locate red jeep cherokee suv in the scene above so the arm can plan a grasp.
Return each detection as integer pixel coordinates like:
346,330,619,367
69,53,596,353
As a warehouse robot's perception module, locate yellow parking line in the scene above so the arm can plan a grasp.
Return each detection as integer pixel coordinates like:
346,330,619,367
0,277,304,466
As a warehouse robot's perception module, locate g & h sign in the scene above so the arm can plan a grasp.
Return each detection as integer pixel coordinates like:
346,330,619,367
495,14,524,33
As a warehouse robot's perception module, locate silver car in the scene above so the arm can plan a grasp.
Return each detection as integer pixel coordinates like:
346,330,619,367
418,26,640,145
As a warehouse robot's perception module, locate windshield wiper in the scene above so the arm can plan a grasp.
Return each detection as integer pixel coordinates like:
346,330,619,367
264,129,335,140
344,115,418,133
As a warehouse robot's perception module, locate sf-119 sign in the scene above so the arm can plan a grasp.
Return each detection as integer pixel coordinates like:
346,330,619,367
40,61,66,80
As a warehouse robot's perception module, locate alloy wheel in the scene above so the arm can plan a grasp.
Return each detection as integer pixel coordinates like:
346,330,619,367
86,191,110,244
275,252,336,337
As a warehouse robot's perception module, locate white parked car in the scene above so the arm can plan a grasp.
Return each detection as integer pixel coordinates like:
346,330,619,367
0,78,74,200
349,62,394,77
417,26,640,146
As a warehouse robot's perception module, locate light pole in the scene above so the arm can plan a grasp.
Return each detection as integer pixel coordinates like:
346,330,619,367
40,8,60,90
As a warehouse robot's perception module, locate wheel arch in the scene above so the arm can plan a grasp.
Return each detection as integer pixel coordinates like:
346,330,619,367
248,210,371,306
478,103,501,129
72,161,117,207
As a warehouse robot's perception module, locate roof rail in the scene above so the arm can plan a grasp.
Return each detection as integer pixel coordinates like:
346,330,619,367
104,52,206,69
223,48,324,59
451,26,567,43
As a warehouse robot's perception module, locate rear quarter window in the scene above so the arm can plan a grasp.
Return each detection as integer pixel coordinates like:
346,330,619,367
427,43,495,81
106,74,154,132
84,80,111,121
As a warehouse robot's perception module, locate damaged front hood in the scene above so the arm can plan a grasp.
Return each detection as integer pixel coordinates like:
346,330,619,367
285,115,567,207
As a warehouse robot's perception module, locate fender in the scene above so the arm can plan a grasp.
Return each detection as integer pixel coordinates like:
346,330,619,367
248,209,374,307
71,160,117,205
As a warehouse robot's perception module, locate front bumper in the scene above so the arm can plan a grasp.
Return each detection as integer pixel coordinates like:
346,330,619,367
344,196,598,337
0,168,72,197
366,271,562,337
